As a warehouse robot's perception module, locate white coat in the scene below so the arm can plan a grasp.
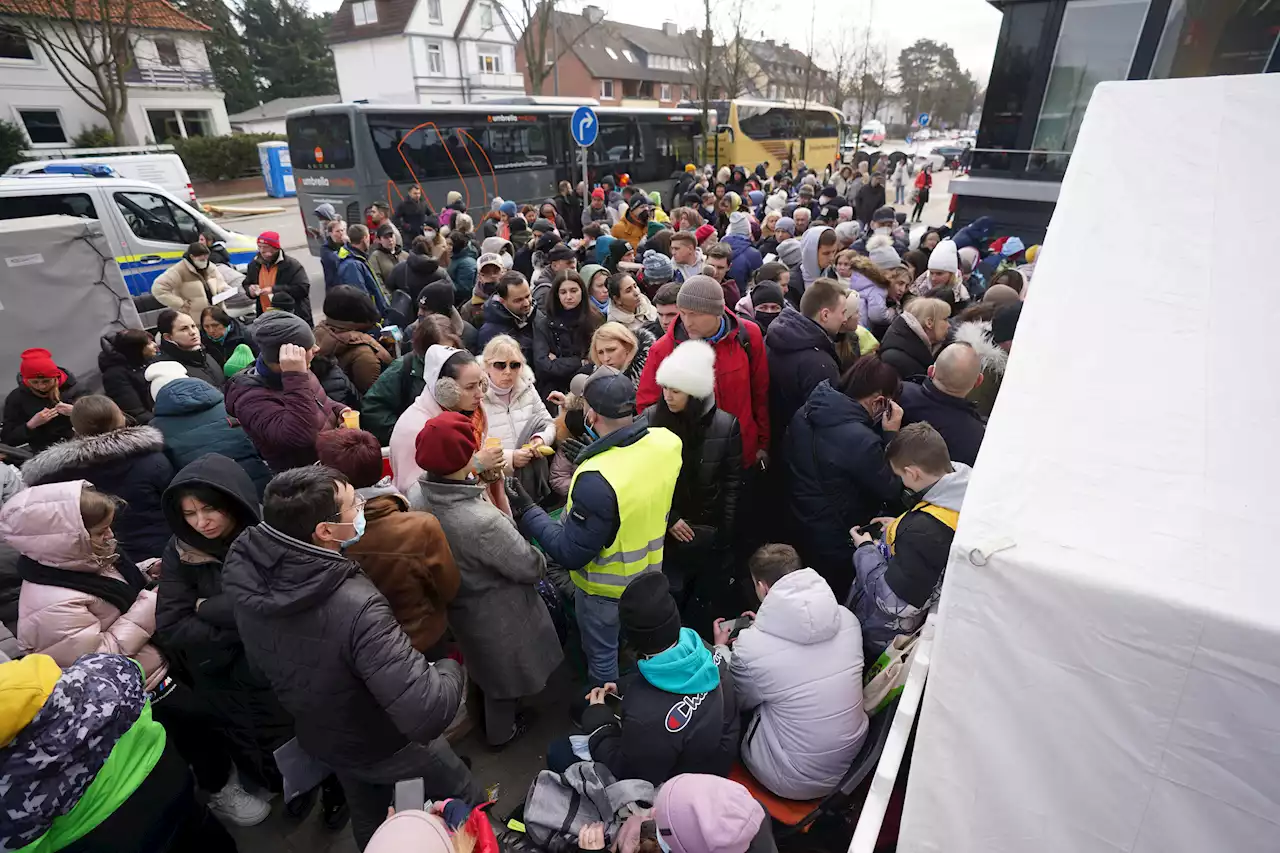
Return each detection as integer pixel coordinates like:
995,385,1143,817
479,362,555,474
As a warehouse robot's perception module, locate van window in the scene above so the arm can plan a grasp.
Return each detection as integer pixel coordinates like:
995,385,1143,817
0,192,98,221
114,191,199,244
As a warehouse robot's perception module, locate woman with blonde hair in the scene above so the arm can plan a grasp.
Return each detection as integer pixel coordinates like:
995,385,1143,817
877,297,951,380
590,321,651,387
479,335,555,475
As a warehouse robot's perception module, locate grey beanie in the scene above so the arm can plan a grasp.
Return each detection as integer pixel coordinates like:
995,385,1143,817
255,310,316,364
676,274,725,316
866,234,904,271
776,238,803,268
642,249,675,286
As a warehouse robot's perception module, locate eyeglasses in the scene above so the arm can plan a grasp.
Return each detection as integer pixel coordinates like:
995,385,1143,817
491,361,523,371
328,496,366,520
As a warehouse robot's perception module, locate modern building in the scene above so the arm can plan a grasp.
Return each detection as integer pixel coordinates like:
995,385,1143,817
0,0,230,146
327,0,525,104
517,7,699,108
952,0,1280,242
228,94,340,135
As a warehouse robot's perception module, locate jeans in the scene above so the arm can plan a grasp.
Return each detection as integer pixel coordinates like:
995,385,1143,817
894,184,905,204
575,587,620,686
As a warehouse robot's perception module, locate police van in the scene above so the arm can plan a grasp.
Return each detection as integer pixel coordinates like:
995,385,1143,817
0,170,259,321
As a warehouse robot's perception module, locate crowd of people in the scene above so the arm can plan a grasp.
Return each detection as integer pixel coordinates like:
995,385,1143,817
0,156,1037,853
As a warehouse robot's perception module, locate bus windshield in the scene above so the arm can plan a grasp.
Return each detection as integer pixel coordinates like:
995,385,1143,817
736,104,840,140
287,114,355,171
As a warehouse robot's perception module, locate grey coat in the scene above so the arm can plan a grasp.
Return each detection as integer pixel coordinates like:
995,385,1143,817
411,477,562,699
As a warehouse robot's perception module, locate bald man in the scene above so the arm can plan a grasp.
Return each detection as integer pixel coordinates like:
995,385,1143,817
897,342,987,466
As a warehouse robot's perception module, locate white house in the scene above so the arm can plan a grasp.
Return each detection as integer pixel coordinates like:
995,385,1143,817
228,94,340,135
328,0,525,104
0,1,230,147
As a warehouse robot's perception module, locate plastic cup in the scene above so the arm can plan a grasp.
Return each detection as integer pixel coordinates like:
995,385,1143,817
342,410,360,430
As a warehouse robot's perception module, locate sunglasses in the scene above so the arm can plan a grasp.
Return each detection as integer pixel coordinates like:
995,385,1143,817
491,360,523,371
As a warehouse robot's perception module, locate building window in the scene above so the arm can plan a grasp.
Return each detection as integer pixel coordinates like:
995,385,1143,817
181,110,213,137
427,41,443,74
621,49,635,62
1150,1,1280,78
681,84,691,101
479,2,493,29
604,47,617,60
153,36,180,66
352,0,377,25
478,51,501,73
660,83,670,101
600,79,614,99
146,108,213,140
18,109,65,144
0,24,34,60
427,0,442,23
543,47,553,67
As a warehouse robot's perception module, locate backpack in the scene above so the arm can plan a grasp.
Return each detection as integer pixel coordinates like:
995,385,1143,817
522,763,653,853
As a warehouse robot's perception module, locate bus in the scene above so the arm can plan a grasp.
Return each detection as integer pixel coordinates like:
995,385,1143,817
285,102,701,255
686,98,843,172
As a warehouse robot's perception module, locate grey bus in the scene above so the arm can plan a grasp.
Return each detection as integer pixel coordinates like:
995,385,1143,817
286,102,702,255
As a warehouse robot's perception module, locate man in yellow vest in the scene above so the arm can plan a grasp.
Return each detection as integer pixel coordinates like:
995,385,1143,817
847,423,969,661
509,367,683,685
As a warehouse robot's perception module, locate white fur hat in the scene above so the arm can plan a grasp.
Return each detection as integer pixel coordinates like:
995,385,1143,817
656,339,716,400
145,361,188,400
928,239,960,275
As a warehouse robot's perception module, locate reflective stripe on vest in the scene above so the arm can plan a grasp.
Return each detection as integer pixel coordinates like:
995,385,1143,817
565,426,683,598
886,501,960,556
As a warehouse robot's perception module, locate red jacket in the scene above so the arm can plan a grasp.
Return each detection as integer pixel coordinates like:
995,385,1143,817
637,310,770,466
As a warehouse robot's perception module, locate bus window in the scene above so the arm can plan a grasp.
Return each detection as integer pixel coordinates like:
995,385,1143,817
482,124,549,170
368,117,454,182
738,105,838,140
288,114,354,171
593,120,634,165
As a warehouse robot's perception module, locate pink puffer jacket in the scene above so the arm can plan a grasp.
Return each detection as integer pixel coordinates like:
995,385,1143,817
0,480,166,689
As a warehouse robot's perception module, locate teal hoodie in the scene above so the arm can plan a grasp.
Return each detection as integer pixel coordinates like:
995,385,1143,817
637,627,721,694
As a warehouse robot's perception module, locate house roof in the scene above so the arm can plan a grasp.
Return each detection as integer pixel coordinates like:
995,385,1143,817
550,11,697,84
743,37,830,82
328,0,416,44
228,94,340,123
0,0,209,31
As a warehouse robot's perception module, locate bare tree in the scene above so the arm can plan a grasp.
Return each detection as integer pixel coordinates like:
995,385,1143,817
683,0,718,165
13,0,142,143
866,42,893,117
510,0,601,97
824,28,860,118
713,0,752,100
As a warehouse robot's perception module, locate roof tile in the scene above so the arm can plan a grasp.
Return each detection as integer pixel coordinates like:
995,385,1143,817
0,0,210,31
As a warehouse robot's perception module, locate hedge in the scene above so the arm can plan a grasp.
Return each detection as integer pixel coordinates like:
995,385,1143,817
170,133,285,181
0,120,25,174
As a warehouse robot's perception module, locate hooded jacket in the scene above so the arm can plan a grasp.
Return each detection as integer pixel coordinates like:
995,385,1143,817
610,206,648,249
412,477,561,699
244,249,314,326
763,306,839,457
152,378,272,496
853,181,886,225
722,234,763,298
389,346,471,493
345,482,461,654
878,315,936,380
97,337,153,425
477,295,538,366
449,241,479,302
898,377,987,466
150,252,229,315
583,628,738,785
2,367,84,452
314,318,394,394
336,244,391,314
224,360,347,473
785,381,903,578
0,481,167,689
201,317,258,369
726,568,868,799
361,351,427,446
222,521,466,770
851,464,970,658
21,425,174,559
848,258,894,337
155,338,224,389
952,320,1008,419
799,225,834,291
388,252,454,304
480,363,556,474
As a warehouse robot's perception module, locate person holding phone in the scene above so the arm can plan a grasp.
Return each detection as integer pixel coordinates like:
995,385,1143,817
3,348,84,453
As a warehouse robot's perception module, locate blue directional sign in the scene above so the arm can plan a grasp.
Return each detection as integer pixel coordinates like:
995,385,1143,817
571,105,598,147
918,112,931,127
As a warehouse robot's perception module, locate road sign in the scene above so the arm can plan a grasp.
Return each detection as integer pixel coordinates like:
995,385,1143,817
571,106,598,147
918,112,931,127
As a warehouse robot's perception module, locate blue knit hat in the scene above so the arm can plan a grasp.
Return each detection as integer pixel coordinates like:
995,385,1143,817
499,201,517,217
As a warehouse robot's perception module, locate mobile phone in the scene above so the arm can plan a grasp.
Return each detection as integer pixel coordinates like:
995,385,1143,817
857,521,885,541
729,614,754,641
394,778,425,813
604,690,623,713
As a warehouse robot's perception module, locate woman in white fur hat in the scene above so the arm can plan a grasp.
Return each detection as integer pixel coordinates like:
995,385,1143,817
641,339,743,635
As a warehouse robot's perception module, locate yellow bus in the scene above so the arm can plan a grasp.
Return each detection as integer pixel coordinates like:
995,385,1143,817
692,98,844,172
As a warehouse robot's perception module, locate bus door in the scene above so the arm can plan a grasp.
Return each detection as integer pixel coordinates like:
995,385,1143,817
592,117,640,186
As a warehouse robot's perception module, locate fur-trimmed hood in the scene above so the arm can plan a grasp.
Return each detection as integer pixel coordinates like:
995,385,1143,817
22,426,166,487
953,320,1009,376
848,255,889,289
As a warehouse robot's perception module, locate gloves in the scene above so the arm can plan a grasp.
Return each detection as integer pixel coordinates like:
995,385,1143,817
504,476,535,521
560,437,587,464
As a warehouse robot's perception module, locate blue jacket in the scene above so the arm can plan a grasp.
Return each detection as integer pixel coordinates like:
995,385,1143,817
320,240,341,288
897,378,986,467
337,245,390,314
722,233,762,295
152,378,273,497
448,242,478,304
764,306,839,457
952,216,995,252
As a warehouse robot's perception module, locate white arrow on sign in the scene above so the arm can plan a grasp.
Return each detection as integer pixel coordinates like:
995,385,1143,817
577,113,594,141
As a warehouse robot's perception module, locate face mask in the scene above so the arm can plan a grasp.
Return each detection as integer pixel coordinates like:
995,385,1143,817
583,421,600,441
424,230,437,240
756,311,778,333
193,258,209,270
339,507,366,548
876,227,892,236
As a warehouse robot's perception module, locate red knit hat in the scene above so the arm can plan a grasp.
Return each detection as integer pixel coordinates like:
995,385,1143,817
19,348,64,383
258,231,282,249
591,187,605,201
414,412,478,476
694,224,716,245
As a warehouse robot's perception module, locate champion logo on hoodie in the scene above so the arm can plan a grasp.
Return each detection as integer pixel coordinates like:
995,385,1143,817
664,648,724,732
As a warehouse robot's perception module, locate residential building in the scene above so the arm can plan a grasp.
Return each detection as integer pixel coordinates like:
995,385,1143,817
327,0,525,104
732,37,836,106
516,7,699,108
0,0,230,146
228,94,340,135
952,0,1280,244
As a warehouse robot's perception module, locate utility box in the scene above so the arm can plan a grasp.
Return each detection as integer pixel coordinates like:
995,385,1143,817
258,140,295,199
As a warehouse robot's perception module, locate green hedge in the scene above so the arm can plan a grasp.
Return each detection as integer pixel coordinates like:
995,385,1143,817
0,120,25,173
171,133,285,181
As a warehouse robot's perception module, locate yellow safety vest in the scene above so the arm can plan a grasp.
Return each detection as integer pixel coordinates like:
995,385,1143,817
886,501,960,556
565,426,683,598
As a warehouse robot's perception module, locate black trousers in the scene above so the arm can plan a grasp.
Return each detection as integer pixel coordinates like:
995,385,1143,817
150,681,233,792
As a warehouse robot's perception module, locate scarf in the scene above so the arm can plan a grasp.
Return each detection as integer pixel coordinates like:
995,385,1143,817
706,315,730,344
607,295,659,332
590,294,610,314
17,553,147,614
900,311,934,350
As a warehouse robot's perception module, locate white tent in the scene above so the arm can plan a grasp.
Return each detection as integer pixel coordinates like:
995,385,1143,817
897,73,1280,853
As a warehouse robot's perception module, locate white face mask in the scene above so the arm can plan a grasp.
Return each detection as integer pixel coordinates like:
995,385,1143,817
193,258,209,270
424,229,437,241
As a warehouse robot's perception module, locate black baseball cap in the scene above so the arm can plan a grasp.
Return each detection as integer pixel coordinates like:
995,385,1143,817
583,366,636,419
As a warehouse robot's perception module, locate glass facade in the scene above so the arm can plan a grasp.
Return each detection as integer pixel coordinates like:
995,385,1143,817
1150,0,1280,78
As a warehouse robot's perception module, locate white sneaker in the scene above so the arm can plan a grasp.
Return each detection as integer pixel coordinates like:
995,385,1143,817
208,778,272,827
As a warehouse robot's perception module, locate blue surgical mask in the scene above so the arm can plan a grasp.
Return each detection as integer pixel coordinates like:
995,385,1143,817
339,507,366,547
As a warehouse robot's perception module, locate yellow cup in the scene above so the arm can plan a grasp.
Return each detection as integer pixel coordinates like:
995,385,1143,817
342,410,360,430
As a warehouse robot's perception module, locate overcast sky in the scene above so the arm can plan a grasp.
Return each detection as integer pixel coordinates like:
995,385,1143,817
304,0,1004,84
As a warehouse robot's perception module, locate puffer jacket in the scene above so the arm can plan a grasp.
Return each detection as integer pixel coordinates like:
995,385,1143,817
97,338,153,424
150,255,229,315
764,306,839,458
0,481,166,689
1,367,84,452
20,425,174,559
722,233,762,300
201,318,258,369
639,403,742,545
533,309,595,396
728,568,868,799
388,253,453,304
449,242,479,302
848,260,894,339
151,378,272,497
223,521,465,770
314,318,394,393
878,315,935,380
155,339,224,389
479,364,556,474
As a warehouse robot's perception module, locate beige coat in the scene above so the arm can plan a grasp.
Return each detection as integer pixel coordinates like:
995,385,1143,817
151,258,230,315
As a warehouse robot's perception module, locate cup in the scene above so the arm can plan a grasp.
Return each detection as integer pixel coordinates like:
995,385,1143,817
342,410,360,430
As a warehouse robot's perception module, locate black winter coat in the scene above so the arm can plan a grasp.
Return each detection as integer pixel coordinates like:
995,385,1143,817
640,406,742,546
1,368,84,452
854,182,887,225
898,378,987,467
97,340,153,425
785,381,903,578
223,522,466,771
394,196,432,242
156,339,225,389
878,316,936,381
387,253,454,303
201,319,258,369
155,454,294,787
764,306,840,457
533,310,594,396
243,251,314,327
477,297,537,367
554,193,584,239
313,356,361,410
20,425,175,559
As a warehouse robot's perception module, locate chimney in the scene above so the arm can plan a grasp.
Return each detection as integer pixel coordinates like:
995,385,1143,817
662,21,677,37
583,4,604,23
765,38,775,47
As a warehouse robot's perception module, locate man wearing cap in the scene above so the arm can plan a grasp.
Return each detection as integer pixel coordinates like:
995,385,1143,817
1,348,83,452
243,230,315,326
510,367,682,687
337,224,392,315
224,311,350,471
370,223,407,284
851,206,908,256
611,196,651,250
461,253,506,328
637,276,769,471
530,242,577,307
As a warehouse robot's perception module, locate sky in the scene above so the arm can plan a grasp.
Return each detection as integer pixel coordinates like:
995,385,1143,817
303,0,1005,85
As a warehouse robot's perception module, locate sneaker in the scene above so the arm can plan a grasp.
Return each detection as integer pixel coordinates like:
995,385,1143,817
208,778,271,827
